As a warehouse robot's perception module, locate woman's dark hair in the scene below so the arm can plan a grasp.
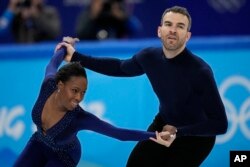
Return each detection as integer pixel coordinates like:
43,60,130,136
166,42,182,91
55,62,87,84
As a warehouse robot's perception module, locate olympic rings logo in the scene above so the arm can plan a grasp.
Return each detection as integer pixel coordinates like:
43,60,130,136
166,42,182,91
216,75,250,144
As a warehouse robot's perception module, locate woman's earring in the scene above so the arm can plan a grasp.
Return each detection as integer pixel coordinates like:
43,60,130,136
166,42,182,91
57,89,60,93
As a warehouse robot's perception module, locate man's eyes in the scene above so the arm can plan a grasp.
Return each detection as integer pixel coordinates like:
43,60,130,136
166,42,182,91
164,23,185,29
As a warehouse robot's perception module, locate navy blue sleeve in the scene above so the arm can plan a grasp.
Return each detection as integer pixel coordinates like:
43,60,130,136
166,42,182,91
76,110,155,141
177,68,228,136
44,47,66,80
71,51,144,77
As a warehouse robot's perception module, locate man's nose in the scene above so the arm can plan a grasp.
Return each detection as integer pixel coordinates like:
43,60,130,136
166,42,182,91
169,26,177,33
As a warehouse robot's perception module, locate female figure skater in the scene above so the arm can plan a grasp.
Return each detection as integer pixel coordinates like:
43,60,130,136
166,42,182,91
13,43,174,167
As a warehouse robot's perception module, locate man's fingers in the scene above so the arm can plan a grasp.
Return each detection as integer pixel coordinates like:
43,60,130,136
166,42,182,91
159,131,171,140
63,36,80,45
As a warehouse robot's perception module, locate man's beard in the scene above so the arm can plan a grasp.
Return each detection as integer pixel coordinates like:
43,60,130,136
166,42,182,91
161,36,185,51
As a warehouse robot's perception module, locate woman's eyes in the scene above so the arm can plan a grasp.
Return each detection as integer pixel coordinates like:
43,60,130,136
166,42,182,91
72,88,78,94
72,88,85,95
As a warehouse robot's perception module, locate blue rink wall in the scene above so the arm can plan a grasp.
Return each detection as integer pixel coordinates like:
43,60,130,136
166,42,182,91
0,36,250,167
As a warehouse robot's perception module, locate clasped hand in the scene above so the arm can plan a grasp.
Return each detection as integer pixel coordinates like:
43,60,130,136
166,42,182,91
54,36,79,62
150,131,176,147
150,124,177,147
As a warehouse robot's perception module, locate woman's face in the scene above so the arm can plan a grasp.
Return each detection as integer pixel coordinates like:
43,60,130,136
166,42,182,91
58,76,87,111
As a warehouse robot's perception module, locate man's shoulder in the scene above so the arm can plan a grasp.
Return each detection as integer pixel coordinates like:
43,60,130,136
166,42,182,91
137,47,162,56
141,46,161,52
186,49,210,67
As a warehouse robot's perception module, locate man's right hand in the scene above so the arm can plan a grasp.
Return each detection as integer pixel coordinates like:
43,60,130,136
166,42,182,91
161,124,177,140
55,37,79,62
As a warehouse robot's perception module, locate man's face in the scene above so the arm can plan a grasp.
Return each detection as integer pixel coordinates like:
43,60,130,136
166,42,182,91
157,11,191,52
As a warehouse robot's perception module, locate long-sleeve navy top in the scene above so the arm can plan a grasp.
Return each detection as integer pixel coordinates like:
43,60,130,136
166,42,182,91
31,48,155,166
71,47,228,137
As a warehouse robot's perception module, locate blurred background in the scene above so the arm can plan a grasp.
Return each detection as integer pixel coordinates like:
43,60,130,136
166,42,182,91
0,0,250,167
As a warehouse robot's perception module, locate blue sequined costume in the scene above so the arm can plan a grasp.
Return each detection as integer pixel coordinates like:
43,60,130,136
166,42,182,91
13,48,155,167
